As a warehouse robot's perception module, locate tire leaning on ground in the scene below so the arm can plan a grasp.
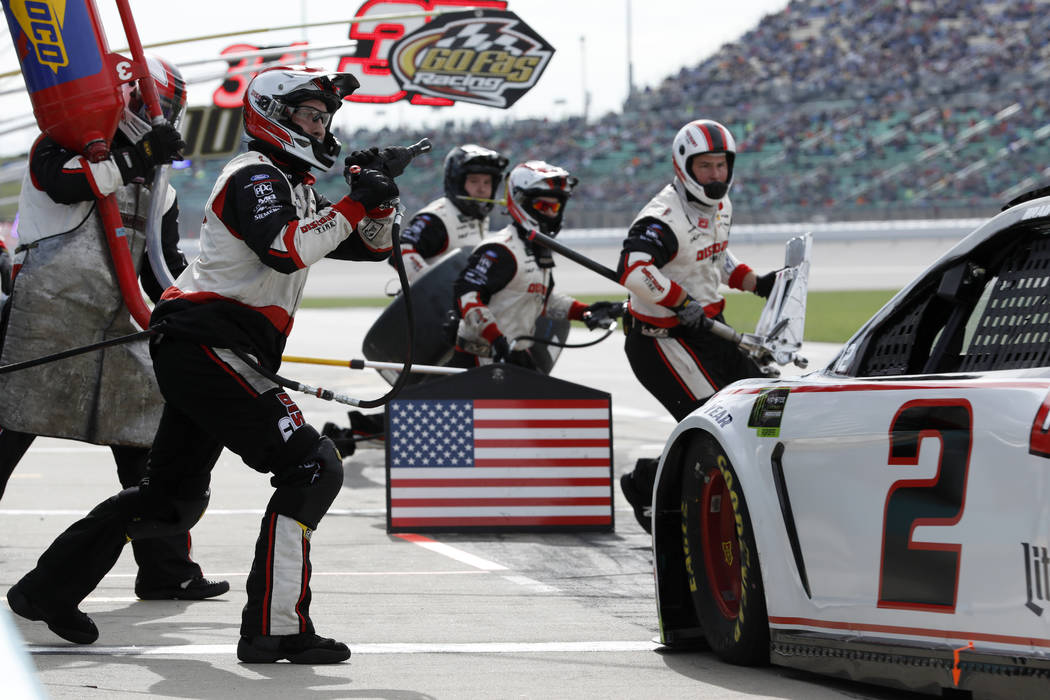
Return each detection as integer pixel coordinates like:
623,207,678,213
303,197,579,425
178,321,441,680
680,435,769,665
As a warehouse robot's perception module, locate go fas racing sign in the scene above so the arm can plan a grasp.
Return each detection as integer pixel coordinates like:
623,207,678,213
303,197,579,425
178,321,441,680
388,9,554,109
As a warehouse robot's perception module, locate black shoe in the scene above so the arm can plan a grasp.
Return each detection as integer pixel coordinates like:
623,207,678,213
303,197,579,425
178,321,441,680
322,422,356,457
237,632,350,664
136,576,230,601
347,410,385,442
6,582,98,644
620,471,653,535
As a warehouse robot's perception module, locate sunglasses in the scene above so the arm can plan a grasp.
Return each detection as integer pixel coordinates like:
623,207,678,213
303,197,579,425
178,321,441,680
291,105,332,127
532,198,562,215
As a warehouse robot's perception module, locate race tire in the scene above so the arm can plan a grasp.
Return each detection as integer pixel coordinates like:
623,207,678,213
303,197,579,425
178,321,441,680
680,435,769,665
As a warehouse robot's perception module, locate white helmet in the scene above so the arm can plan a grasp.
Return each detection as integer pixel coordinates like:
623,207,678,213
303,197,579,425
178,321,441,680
671,119,736,207
117,55,186,144
505,160,578,236
243,66,360,171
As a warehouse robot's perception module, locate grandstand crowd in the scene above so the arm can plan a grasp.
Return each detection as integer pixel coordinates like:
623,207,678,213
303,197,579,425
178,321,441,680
169,0,1050,233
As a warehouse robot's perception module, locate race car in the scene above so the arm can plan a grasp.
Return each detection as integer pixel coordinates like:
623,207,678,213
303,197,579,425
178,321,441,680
652,189,1050,699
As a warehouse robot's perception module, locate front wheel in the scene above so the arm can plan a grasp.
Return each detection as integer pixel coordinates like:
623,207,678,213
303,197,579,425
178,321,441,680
680,436,769,665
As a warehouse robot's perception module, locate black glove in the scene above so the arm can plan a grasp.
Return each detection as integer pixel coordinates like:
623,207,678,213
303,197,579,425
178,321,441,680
582,300,624,330
344,146,413,178
673,297,713,333
348,168,399,211
754,268,783,298
491,335,511,363
114,124,185,183
135,124,185,167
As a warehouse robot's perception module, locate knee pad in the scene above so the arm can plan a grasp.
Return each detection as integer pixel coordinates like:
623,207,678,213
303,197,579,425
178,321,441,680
125,486,211,540
267,436,344,529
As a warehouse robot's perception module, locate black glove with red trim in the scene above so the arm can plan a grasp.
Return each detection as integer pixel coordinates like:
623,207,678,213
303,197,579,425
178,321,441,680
754,268,784,298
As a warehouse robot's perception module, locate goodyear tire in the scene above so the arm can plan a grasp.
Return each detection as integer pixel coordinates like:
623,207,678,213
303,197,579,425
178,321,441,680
680,435,769,665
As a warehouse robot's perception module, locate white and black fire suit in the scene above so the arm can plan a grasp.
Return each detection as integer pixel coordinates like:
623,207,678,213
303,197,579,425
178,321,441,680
617,183,763,421
14,144,393,638
397,195,489,283
0,132,205,592
451,223,586,368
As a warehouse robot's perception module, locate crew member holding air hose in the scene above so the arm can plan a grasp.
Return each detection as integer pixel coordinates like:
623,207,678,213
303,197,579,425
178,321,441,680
616,119,780,534
0,56,229,601
8,66,404,664
449,160,621,368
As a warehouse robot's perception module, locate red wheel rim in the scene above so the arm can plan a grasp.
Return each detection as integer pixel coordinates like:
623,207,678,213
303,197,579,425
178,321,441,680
700,466,741,620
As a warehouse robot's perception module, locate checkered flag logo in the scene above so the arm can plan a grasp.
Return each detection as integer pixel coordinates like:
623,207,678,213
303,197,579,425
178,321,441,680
433,21,538,56
389,10,555,109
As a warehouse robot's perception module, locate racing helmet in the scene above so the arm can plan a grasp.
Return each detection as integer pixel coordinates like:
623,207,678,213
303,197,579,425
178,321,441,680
505,161,578,236
243,66,360,170
671,119,736,207
444,144,508,219
117,55,187,144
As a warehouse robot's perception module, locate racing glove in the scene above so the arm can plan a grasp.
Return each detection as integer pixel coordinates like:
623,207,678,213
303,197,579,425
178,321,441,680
754,268,783,298
344,146,413,178
136,124,185,167
673,297,713,333
348,168,399,211
491,335,511,363
582,300,625,330
114,124,186,183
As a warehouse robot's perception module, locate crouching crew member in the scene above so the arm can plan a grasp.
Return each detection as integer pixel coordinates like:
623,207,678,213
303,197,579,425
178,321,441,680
450,160,621,368
617,119,777,532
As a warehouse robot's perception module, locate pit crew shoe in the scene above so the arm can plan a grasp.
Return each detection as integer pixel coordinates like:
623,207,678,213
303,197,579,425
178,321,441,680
348,410,386,443
237,632,351,664
322,422,357,457
620,471,653,535
136,576,230,601
6,582,98,644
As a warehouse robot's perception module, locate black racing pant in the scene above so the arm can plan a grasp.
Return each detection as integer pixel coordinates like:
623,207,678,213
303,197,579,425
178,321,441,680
0,427,202,591
14,336,343,637
623,318,763,422
622,317,763,501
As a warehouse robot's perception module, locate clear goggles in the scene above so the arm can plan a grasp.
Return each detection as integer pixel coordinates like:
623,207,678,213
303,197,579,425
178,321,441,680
291,105,332,128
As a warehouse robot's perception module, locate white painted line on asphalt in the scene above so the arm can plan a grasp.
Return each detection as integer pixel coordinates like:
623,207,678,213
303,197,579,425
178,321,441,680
394,533,508,571
26,640,660,655
501,575,560,593
95,570,490,583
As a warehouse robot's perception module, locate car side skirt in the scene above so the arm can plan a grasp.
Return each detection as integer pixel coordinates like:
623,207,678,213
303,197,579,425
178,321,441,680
771,629,1050,699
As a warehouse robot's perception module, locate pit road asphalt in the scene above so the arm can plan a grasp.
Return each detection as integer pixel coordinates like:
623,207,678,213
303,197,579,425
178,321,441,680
0,238,945,699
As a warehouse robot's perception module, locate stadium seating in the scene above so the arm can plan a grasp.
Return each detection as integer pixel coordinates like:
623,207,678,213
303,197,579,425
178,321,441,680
169,0,1050,233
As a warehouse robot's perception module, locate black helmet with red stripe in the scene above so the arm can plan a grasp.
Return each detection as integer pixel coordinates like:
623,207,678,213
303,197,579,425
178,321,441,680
671,119,736,207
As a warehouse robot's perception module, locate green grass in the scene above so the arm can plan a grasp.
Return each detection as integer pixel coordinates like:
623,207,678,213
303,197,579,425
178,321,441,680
302,289,900,344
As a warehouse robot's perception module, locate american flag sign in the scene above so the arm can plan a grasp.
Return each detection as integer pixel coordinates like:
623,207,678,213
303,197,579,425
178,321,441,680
387,398,613,531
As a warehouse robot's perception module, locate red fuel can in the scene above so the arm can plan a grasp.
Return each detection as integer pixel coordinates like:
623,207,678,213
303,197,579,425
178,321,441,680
3,0,129,160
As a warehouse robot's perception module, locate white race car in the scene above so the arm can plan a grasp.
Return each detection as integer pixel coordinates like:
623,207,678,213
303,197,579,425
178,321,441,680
652,191,1050,699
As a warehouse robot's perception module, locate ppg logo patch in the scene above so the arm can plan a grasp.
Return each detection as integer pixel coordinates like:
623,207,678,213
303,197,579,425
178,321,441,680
254,182,274,197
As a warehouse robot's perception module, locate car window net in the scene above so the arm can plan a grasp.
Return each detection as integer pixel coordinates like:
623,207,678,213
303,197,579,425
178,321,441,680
958,233,1050,371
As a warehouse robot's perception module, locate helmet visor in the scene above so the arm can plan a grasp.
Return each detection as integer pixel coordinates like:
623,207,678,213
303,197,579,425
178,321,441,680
532,198,562,216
